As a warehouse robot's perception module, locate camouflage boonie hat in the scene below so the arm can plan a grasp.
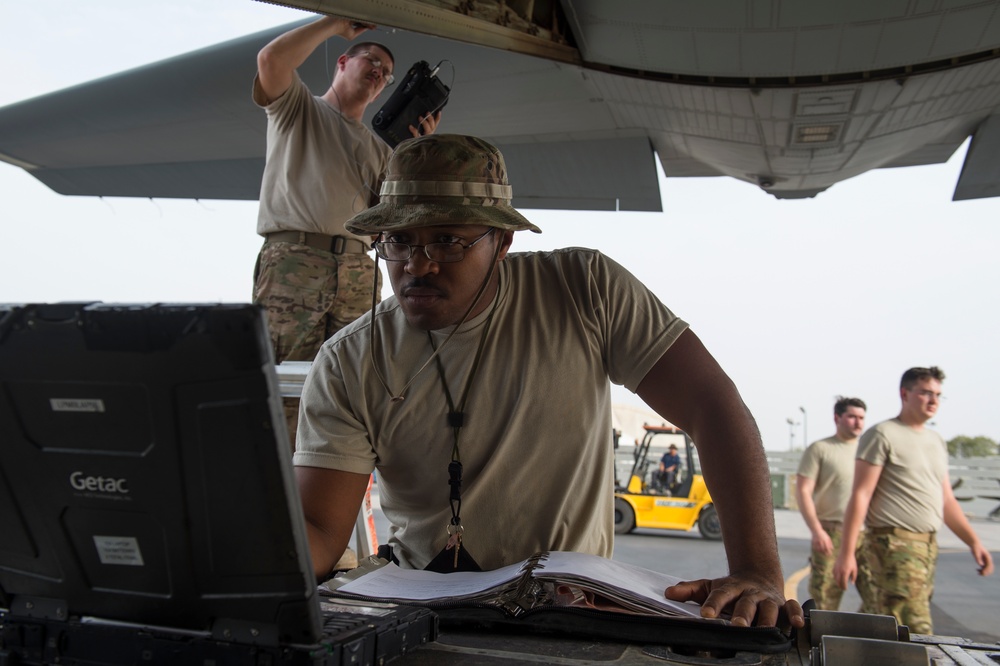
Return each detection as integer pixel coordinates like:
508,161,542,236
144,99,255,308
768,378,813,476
345,134,542,234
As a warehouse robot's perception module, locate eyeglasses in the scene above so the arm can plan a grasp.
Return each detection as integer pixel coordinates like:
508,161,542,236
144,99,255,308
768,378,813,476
351,52,394,85
372,229,494,263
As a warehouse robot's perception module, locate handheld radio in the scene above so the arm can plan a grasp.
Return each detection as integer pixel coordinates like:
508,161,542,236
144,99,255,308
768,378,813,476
372,61,450,148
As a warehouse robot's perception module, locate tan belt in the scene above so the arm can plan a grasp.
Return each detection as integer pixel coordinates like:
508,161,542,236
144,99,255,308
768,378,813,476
867,526,935,543
265,231,369,255
820,520,843,532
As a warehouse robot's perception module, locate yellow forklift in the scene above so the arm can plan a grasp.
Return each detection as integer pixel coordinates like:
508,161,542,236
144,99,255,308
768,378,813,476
614,424,721,539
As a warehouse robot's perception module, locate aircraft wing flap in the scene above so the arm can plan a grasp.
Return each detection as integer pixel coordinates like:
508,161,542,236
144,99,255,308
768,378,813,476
953,114,1000,201
878,141,964,170
495,136,661,212
27,159,265,201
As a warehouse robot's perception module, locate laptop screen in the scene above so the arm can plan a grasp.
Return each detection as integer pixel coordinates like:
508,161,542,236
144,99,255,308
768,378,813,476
0,303,322,645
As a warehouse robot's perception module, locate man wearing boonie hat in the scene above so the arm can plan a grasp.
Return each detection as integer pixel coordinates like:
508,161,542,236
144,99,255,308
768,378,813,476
294,134,805,630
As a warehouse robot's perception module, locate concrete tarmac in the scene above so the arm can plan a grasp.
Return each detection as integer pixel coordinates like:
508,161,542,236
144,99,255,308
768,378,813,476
366,491,1000,643
771,506,1000,643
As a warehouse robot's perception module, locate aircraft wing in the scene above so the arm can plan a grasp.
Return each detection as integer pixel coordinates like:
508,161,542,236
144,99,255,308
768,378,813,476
0,22,287,202
3,0,1000,203
0,15,663,211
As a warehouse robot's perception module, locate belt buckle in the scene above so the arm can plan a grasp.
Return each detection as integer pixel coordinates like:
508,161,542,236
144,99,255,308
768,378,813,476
331,236,346,254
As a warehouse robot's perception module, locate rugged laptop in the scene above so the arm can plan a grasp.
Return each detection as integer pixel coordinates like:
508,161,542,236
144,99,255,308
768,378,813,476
0,302,435,665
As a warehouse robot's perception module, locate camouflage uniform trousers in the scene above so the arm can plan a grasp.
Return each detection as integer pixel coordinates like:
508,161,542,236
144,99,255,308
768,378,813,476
808,522,864,610
253,240,381,450
856,529,938,634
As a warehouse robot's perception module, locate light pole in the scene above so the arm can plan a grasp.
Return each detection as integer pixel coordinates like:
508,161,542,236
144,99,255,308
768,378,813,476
799,406,807,448
785,418,798,451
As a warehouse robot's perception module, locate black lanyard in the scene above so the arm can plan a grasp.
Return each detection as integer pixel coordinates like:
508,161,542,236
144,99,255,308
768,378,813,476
427,287,500,537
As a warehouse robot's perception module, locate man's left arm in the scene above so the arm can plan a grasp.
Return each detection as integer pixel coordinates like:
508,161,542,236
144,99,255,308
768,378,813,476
636,328,804,629
941,475,994,576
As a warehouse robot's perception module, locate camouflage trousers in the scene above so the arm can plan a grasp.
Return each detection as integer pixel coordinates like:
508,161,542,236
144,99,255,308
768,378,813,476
253,240,381,449
809,522,854,610
857,529,938,634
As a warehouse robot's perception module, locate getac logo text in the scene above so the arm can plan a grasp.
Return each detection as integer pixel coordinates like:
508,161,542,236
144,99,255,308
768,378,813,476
69,471,130,494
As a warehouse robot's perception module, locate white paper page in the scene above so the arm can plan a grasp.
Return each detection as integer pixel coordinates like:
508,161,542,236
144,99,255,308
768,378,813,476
337,560,526,601
534,551,701,617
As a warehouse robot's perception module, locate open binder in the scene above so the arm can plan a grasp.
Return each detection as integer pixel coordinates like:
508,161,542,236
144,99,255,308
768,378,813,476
325,551,792,653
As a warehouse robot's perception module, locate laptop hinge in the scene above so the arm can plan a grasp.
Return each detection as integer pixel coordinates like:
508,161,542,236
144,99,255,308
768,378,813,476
210,618,280,647
10,596,68,622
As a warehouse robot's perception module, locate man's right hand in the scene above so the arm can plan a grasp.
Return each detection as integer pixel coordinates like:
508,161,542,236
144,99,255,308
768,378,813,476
811,529,833,556
338,18,375,40
665,573,805,629
256,16,376,103
833,552,857,590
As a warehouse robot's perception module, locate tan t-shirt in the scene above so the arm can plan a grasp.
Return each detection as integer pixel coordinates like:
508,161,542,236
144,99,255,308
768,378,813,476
253,73,390,237
797,436,857,522
857,418,947,533
295,249,688,570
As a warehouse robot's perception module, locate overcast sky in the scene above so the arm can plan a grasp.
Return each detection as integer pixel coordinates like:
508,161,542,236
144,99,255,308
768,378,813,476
3,1,1000,451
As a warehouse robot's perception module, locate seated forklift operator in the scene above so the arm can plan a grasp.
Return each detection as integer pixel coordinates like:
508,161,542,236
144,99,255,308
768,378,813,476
293,134,805,630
